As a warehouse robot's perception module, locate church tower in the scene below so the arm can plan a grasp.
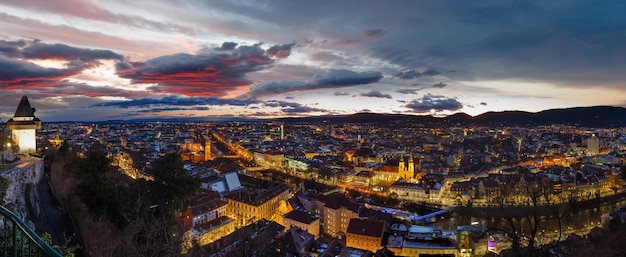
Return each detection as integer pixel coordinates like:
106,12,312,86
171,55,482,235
204,140,212,161
6,96,41,155
407,154,414,178
398,155,415,180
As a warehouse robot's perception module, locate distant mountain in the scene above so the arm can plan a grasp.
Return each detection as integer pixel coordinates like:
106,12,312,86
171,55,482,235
280,106,626,128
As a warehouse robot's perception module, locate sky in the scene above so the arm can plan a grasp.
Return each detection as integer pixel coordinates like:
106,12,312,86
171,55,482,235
0,0,625,122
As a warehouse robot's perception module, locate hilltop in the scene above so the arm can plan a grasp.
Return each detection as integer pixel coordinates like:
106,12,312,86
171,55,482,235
279,106,626,128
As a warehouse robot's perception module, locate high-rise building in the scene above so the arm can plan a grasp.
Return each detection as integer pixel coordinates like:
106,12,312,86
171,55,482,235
587,134,599,156
6,96,41,155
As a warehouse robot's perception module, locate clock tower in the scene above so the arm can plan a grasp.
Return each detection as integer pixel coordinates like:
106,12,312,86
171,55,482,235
6,96,41,155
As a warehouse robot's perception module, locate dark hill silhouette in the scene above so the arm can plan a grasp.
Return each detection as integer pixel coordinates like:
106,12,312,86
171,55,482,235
279,106,626,128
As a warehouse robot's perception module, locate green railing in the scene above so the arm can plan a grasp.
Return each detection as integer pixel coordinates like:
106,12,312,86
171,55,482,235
0,205,63,257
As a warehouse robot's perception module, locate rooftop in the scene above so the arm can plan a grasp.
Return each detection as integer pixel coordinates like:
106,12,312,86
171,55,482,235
13,96,36,118
346,218,385,237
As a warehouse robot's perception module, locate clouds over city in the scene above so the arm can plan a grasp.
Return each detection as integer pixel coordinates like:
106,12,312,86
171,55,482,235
0,39,123,89
245,69,382,98
1,0,626,121
404,94,463,113
117,43,294,97
360,90,392,99
96,95,259,108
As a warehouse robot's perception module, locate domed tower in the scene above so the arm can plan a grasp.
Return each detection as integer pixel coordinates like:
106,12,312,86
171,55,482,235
6,96,41,155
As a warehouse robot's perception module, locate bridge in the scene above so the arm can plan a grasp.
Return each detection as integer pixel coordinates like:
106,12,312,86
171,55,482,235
0,205,63,257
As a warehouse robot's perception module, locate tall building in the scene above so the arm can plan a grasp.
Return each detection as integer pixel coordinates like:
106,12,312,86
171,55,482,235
6,96,41,155
587,134,600,156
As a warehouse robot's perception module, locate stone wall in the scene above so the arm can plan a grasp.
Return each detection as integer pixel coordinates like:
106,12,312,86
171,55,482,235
1,160,43,223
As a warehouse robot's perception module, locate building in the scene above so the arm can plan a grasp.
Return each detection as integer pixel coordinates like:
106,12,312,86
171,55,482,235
227,175,291,227
319,193,360,237
399,155,416,180
478,180,501,199
346,218,385,253
283,209,320,238
587,135,600,156
376,156,416,182
6,96,41,155
268,227,314,257
179,191,227,229
399,238,459,257
192,216,236,247
390,179,427,200
204,139,212,161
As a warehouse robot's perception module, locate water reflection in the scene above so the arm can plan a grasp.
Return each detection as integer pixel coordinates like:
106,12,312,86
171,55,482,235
435,198,625,238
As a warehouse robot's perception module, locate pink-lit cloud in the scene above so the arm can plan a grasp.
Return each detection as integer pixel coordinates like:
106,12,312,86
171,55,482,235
116,43,295,97
0,39,123,89
2,0,196,35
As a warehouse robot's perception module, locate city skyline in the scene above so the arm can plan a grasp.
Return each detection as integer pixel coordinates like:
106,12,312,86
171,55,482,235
1,0,626,122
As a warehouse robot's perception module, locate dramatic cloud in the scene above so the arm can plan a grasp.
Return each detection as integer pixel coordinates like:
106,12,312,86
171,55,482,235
263,100,301,108
246,69,382,97
432,82,447,88
0,39,124,89
116,43,294,97
0,39,122,61
0,57,79,89
266,43,295,58
360,90,392,99
20,42,123,62
34,81,144,98
95,95,258,108
281,105,327,113
1,0,195,35
394,69,440,79
396,87,425,95
216,42,238,51
263,100,327,114
2,1,626,121
0,39,28,57
405,93,463,113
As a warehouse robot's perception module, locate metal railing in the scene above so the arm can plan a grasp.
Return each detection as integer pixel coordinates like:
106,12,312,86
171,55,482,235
0,205,63,257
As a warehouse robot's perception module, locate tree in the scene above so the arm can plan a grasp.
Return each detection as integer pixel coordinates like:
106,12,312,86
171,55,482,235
484,176,573,257
75,145,112,217
148,153,200,216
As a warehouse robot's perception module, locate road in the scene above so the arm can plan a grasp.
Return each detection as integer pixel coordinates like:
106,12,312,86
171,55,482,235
35,173,85,257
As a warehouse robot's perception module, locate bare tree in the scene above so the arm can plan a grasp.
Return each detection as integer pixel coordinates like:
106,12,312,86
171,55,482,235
485,176,573,257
